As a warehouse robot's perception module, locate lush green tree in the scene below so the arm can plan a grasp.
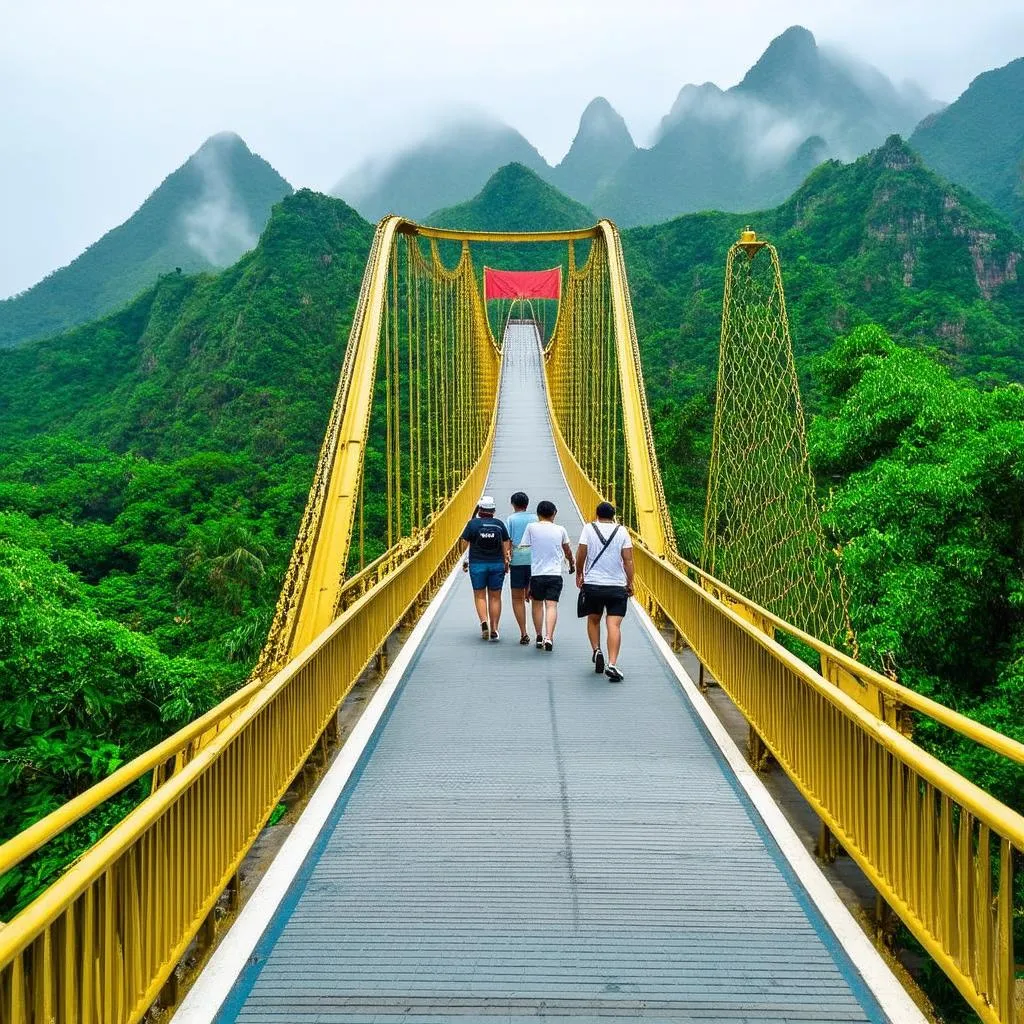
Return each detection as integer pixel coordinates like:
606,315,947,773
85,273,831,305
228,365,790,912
0,538,217,909
809,325,1024,810
0,192,375,910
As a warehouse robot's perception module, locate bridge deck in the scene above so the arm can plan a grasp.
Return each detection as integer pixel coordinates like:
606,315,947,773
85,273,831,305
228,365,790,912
188,325,895,1024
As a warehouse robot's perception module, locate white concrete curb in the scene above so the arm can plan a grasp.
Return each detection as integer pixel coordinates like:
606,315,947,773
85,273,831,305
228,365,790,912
172,561,462,1023
633,606,928,1024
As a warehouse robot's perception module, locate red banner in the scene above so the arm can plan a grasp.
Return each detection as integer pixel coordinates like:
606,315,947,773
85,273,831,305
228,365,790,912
484,267,561,301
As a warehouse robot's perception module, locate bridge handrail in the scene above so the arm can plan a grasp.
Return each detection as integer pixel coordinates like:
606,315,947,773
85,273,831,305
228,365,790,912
540,324,1024,775
0,529,434,886
600,219,676,556
551,223,1024,766
257,215,406,669
631,537,1023,1023
671,551,1024,766
540,249,1023,1022
543,351,1022,1020
632,539,1024,847
0,393,498,1020
411,224,601,243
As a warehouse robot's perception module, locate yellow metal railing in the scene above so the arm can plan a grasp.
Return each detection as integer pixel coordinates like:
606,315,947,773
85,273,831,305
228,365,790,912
0,527,485,894
254,216,395,678
543,222,671,556
0,402,497,1024
635,542,1024,1024
257,217,500,675
542,222,1024,1024
679,555,1024,764
0,215,502,1024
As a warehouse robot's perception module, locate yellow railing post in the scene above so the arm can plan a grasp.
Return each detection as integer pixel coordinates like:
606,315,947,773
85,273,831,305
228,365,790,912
598,221,671,555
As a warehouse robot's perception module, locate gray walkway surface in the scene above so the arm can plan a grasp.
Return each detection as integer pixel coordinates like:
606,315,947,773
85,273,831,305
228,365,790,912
215,324,887,1023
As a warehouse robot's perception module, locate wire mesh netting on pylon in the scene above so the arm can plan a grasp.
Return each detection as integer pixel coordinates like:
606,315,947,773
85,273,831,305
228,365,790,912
702,232,852,650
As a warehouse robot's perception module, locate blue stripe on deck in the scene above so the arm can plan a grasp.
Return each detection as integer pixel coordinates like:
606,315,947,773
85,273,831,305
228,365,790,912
213,324,889,1024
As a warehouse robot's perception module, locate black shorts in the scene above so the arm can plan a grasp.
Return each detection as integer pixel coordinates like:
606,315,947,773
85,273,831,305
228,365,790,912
580,583,629,618
509,564,531,590
530,574,564,602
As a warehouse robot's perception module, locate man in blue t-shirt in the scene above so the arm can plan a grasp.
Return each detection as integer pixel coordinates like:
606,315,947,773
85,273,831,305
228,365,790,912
505,491,538,645
460,495,511,641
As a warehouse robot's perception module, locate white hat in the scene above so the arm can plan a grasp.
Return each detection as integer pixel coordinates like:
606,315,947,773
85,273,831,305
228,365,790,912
478,495,496,510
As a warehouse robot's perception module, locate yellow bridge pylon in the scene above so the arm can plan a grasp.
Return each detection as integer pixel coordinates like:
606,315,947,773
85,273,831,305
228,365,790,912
702,228,851,650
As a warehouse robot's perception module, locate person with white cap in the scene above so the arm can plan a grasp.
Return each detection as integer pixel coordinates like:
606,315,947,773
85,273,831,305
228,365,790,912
460,496,511,641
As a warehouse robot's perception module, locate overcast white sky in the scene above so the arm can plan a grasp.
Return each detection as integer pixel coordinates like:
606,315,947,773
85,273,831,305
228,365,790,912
1,0,1022,298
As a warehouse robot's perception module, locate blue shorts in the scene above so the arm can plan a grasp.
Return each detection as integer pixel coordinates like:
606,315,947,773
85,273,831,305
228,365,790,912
509,564,531,590
469,562,505,591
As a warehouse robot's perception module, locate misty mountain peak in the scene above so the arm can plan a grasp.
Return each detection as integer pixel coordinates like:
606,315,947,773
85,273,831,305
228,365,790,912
738,25,820,98
910,56,1024,231
577,97,632,141
481,161,545,193
334,118,548,221
552,97,636,205
662,82,726,131
871,134,922,172
763,25,817,62
0,133,291,347
190,132,252,165
729,25,937,160
428,162,594,232
198,130,247,149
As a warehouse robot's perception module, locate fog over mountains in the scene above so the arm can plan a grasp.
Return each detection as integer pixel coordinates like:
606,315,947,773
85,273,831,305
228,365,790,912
549,98,636,204
336,120,549,223
3,24,1020,351
595,26,940,224
0,134,291,349
335,26,942,227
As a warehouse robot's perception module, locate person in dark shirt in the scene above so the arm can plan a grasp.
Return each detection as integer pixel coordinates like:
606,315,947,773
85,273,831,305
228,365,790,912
460,495,511,641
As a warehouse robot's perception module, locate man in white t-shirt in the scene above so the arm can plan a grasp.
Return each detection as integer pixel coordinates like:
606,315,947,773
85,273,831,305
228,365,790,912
575,501,634,682
520,500,575,652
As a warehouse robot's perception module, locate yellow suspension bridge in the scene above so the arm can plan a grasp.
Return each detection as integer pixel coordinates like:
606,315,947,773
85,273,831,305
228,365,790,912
1,221,1022,1024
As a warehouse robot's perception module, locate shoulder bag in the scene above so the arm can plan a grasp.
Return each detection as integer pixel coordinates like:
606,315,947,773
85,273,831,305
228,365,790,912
576,522,620,618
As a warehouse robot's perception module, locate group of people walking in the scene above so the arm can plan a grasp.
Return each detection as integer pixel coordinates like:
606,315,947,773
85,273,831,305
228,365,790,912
459,493,634,682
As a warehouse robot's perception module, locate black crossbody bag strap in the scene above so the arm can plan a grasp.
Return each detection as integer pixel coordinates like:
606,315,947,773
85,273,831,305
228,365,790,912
584,523,620,579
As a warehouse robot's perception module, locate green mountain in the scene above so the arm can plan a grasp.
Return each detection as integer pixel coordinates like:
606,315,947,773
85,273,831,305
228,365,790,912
428,162,595,232
550,97,637,205
0,189,373,656
622,133,1024,582
0,133,292,349
334,118,549,222
0,187,374,908
623,135,1024,409
910,57,1024,233
428,163,595,336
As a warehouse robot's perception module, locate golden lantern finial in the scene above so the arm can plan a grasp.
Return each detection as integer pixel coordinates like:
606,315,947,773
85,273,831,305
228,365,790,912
737,226,766,259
